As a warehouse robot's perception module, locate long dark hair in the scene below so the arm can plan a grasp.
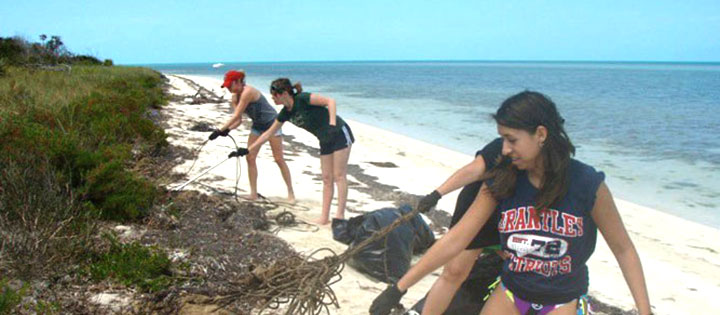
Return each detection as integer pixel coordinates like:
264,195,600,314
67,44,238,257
488,91,575,213
270,78,303,96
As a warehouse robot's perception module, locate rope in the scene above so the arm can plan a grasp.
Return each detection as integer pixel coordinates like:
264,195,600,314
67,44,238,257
213,206,423,314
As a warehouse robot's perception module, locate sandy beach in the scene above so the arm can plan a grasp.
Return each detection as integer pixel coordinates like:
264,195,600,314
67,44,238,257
163,74,720,315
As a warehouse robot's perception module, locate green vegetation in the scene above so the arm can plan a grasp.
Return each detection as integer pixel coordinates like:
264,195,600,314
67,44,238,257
0,35,110,66
0,279,28,315
0,65,167,221
86,236,174,293
0,34,174,297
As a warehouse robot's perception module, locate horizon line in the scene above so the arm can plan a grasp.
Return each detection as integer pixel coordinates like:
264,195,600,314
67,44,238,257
130,59,720,66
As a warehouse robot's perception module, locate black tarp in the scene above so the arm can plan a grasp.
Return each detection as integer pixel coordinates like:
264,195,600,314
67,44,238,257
332,205,435,283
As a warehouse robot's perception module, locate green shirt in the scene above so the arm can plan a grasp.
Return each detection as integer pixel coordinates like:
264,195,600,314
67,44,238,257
276,92,347,143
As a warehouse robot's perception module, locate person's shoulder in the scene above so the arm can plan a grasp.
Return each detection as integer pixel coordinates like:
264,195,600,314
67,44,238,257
476,137,503,170
293,92,310,104
276,106,290,121
242,85,261,98
568,159,605,190
569,159,597,174
476,137,502,156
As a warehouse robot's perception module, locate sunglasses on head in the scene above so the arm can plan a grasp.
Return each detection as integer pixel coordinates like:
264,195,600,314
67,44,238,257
270,85,285,94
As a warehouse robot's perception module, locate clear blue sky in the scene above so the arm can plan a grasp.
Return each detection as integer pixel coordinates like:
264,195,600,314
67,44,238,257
2,0,719,64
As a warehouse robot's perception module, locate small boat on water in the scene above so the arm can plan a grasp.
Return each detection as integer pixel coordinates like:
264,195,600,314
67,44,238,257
212,63,225,68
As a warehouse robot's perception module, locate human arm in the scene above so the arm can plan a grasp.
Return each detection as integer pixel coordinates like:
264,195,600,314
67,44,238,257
370,185,497,314
247,120,284,152
398,184,497,291
417,138,502,213
221,89,257,131
592,182,652,315
416,156,487,213
436,156,488,195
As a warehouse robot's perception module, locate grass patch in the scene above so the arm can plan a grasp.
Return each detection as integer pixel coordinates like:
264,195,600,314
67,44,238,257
0,278,28,315
0,65,167,222
0,158,97,278
0,64,168,281
86,236,174,293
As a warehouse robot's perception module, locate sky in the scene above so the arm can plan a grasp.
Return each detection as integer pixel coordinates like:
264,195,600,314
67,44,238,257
1,0,719,64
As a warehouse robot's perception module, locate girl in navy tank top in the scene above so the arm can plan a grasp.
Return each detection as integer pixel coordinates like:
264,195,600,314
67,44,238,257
370,91,652,315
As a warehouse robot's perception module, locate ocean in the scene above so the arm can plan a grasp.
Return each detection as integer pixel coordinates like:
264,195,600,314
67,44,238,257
146,61,720,228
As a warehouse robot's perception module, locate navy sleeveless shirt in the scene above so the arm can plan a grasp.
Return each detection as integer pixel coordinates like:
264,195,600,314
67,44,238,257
495,159,605,304
244,94,277,125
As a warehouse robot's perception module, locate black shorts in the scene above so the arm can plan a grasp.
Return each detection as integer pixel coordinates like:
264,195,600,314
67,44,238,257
450,180,500,249
320,124,355,155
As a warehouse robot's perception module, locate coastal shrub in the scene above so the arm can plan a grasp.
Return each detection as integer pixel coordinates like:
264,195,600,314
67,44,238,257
70,55,102,65
0,37,25,65
0,279,28,315
86,236,173,293
0,66,167,222
103,59,113,66
82,160,157,221
0,158,97,278
0,41,169,281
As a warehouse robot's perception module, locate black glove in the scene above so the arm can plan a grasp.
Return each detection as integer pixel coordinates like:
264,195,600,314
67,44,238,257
209,128,230,140
417,190,441,213
369,283,406,315
228,148,249,158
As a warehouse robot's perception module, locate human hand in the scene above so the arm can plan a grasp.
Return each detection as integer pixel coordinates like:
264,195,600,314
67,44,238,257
369,283,406,315
417,190,441,213
228,147,249,158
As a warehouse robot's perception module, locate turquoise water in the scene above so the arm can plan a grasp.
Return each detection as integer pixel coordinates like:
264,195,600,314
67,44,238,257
146,61,720,228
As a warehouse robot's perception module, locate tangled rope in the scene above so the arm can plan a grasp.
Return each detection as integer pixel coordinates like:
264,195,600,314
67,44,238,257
275,211,296,226
213,205,423,314
169,129,419,314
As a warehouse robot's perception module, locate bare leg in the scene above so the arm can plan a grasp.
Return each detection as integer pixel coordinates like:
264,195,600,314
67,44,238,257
547,299,578,315
479,284,520,315
315,154,334,224
269,134,295,203
245,133,261,200
422,249,482,315
318,154,334,225
331,145,351,220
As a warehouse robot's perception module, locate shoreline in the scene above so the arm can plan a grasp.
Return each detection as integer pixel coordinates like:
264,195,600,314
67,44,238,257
172,71,720,231
165,73,720,314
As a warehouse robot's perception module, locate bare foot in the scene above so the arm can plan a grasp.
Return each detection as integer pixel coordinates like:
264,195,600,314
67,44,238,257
287,195,296,204
241,194,259,201
312,218,330,225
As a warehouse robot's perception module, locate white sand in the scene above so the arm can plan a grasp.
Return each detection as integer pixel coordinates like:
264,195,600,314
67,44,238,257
163,74,720,315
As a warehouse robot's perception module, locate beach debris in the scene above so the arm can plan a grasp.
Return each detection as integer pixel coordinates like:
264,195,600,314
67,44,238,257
225,207,270,231
369,161,399,168
275,210,297,226
89,292,133,312
178,294,232,314
333,205,434,283
189,122,215,132
213,205,427,315
113,225,145,242
170,155,235,192
171,75,225,104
